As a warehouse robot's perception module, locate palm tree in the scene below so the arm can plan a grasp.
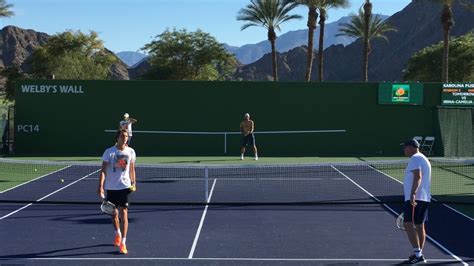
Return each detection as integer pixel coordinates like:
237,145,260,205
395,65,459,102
0,0,14,26
440,0,454,82
237,0,302,81
362,0,372,82
293,0,320,82
337,8,397,81
316,0,349,81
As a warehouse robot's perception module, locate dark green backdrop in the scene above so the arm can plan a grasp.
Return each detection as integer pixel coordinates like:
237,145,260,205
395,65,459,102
15,80,443,156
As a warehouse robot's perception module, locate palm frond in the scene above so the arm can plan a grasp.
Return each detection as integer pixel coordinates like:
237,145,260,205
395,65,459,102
237,0,301,31
336,8,396,42
0,0,14,17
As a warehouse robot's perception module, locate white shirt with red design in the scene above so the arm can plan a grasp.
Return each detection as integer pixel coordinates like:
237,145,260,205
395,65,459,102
101,145,136,190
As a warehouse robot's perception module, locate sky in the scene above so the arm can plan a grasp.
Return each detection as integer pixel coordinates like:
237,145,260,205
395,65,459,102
5,0,411,53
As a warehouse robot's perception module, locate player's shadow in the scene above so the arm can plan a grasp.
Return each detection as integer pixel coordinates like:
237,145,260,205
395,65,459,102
75,217,137,224
51,214,137,225
0,244,118,258
139,179,177,184
46,212,137,225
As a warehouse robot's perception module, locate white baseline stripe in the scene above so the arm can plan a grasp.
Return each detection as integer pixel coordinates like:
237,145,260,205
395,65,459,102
0,169,100,221
331,165,468,266
188,178,217,259
0,165,72,194
368,164,474,221
21,257,461,262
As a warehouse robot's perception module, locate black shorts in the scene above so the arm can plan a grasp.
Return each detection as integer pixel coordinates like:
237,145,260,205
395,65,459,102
241,134,255,146
107,189,131,208
403,200,429,225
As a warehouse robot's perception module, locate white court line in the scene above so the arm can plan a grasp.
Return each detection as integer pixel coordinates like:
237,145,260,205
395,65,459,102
331,165,468,266
368,164,474,221
188,178,217,259
18,257,462,262
0,165,72,194
0,169,100,221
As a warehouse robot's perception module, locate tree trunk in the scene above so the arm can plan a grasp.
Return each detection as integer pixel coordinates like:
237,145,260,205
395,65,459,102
318,9,327,82
441,4,454,83
442,28,450,83
305,7,318,82
363,1,372,82
268,28,278,82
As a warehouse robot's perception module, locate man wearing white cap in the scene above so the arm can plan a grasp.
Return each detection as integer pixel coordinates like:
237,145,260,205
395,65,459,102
119,113,138,145
240,113,258,160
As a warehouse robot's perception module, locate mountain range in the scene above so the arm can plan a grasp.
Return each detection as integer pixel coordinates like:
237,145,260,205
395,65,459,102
0,26,129,80
2,0,473,82
115,51,148,67
235,0,474,81
117,15,368,67
223,15,364,64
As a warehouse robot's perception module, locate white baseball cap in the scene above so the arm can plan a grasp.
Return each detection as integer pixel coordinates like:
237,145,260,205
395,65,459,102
124,113,129,118
244,113,250,117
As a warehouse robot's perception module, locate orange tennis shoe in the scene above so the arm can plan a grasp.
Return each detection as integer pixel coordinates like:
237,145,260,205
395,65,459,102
114,234,121,247
119,243,128,254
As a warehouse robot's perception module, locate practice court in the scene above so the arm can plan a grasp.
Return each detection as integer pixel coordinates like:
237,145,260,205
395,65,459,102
0,160,472,265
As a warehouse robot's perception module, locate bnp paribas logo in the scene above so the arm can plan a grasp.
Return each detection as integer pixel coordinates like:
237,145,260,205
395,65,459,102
391,84,410,103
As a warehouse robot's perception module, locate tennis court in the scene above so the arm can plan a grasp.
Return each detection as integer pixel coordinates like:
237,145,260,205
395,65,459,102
0,157,472,265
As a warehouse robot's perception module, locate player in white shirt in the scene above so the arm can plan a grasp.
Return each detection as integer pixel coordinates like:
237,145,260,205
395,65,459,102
97,129,137,254
119,113,138,145
401,139,431,264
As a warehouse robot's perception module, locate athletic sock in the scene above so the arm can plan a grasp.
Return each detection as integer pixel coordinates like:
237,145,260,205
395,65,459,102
122,237,127,244
414,248,422,257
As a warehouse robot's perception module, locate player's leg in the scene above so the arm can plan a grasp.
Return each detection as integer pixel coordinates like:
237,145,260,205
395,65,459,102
402,201,426,264
107,190,122,247
118,189,130,254
414,201,429,252
121,208,129,240
415,223,426,249
240,136,247,160
250,134,258,160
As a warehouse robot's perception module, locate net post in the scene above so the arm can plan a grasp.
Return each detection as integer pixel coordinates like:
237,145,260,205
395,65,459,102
204,167,209,203
224,133,227,154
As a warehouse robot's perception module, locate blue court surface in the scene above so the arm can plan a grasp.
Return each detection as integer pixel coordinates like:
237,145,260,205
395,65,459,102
0,163,472,266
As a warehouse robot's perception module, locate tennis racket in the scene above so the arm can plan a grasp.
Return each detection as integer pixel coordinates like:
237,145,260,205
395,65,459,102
396,213,405,230
100,195,116,215
397,205,417,231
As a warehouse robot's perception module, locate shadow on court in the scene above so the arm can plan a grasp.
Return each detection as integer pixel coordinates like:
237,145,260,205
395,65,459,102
0,244,117,258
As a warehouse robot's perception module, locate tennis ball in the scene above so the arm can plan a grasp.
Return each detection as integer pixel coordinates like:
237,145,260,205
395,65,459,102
34,168,37,172
60,179,64,183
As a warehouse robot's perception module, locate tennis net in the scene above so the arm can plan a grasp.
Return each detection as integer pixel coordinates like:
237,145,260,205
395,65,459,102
103,129,346,154
0,158,473,206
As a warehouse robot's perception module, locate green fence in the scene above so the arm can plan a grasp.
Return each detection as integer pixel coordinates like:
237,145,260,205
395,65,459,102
14,80,444,156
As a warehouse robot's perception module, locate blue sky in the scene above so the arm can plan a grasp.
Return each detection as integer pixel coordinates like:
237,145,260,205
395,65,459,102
5,0,411,53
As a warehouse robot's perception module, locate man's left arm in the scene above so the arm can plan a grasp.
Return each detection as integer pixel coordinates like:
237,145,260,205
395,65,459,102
410,169,422,206
130,162,136,188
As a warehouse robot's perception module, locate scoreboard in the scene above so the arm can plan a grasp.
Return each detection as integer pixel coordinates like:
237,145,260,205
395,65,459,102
441,83,474,106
